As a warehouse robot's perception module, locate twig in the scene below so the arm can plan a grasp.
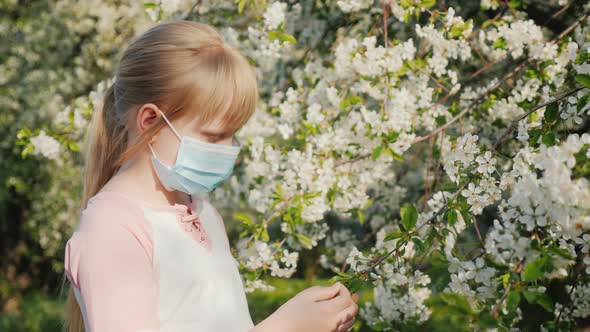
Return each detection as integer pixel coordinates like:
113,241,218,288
472,213,484,247
490,86,584,152
412,10,590,145
554,258,586,331
182,0,201,20
368,243,400,272
492,259,525,317
492,282,512,318
382,2,390,117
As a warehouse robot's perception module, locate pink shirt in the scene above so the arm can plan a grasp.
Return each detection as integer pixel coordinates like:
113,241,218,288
64,190,255,332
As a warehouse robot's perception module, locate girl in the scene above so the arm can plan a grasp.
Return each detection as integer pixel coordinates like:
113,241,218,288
62,20,358,332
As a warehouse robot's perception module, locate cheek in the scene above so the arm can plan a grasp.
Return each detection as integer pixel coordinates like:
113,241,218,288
153,131,181,165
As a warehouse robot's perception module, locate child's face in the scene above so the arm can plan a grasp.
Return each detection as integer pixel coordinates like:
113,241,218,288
136,103,236,167
180,113,235,146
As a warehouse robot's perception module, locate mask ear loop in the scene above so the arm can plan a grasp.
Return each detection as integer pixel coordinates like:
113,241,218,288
148,141,158,158
147,108,182,158
157,110,195,205
158,109,183,141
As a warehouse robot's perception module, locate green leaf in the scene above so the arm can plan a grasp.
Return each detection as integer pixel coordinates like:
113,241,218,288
493,37,507,49
328,271,353,284
260,227,269,242
425,292,475,331
275,182,284,197
339,95,363,112
295,233,314,249
575,74,590,89
449,21,471,39
547,245,574,260
435,115,447,126
400,204,418,231
67,141,80,152
575,52,589,65
236,0,247,13
421,0,436,8
358,209,365,225
460,209,471,226
478,309,498,328
21,144,35,158
577,94,590,112
430,250,448,268
500,273,510,288
143,2,158,9
446,209,458,226
268,30,297,44
403,11,411,23
387,148,404,162
412,237,425,253
544,102,559,123
345,278,364,293
523,290,554,312
371,145,383,161
508,0,523,9
506,291,521,313
523,255,553,282
542,132,556,146
384,231,404,242
528,129,541,146
385,132,400,143
16,126,32,139
233,212,254,226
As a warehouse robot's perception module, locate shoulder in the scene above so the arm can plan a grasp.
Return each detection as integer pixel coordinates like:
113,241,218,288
79,191,150,230
64,191,155,287
76,191,154,251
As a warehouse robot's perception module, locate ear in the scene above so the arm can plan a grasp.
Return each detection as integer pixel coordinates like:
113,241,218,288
136,103,162,137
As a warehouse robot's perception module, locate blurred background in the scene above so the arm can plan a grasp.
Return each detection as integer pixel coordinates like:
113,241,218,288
0,0,586,331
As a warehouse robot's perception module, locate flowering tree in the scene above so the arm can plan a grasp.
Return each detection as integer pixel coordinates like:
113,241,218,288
12,0,590,330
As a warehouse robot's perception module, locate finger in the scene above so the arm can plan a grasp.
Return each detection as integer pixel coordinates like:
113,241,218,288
336,302,358,324
310,282,343,302
322,288,353,311
351,292,360,304
338,283,351,298
338,317,356,332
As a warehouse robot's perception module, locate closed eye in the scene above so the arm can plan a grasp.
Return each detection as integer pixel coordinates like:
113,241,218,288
206,135,225,143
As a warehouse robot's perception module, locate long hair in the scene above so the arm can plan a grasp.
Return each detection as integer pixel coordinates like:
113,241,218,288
61,20,259,332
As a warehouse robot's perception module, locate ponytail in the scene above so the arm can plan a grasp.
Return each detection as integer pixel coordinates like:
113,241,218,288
82,82,129,209
64,287,84,332
63,82,129,332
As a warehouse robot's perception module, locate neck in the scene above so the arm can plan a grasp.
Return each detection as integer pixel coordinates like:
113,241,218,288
104,149,191,207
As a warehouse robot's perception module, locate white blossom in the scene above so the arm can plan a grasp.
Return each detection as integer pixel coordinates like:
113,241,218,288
29,130,60,160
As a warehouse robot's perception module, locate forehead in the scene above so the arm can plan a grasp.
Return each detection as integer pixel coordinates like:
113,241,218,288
184,111,234,136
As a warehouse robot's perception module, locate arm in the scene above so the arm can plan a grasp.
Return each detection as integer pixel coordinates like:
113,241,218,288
64,207,159,332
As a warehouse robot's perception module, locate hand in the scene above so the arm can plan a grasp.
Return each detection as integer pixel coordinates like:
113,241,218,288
316,283,359,331
252,282,359,332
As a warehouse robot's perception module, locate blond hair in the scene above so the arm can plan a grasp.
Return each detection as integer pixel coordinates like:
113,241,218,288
60,20,258,332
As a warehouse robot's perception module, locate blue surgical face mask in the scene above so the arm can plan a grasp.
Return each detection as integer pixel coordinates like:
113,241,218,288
148,109,241,197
